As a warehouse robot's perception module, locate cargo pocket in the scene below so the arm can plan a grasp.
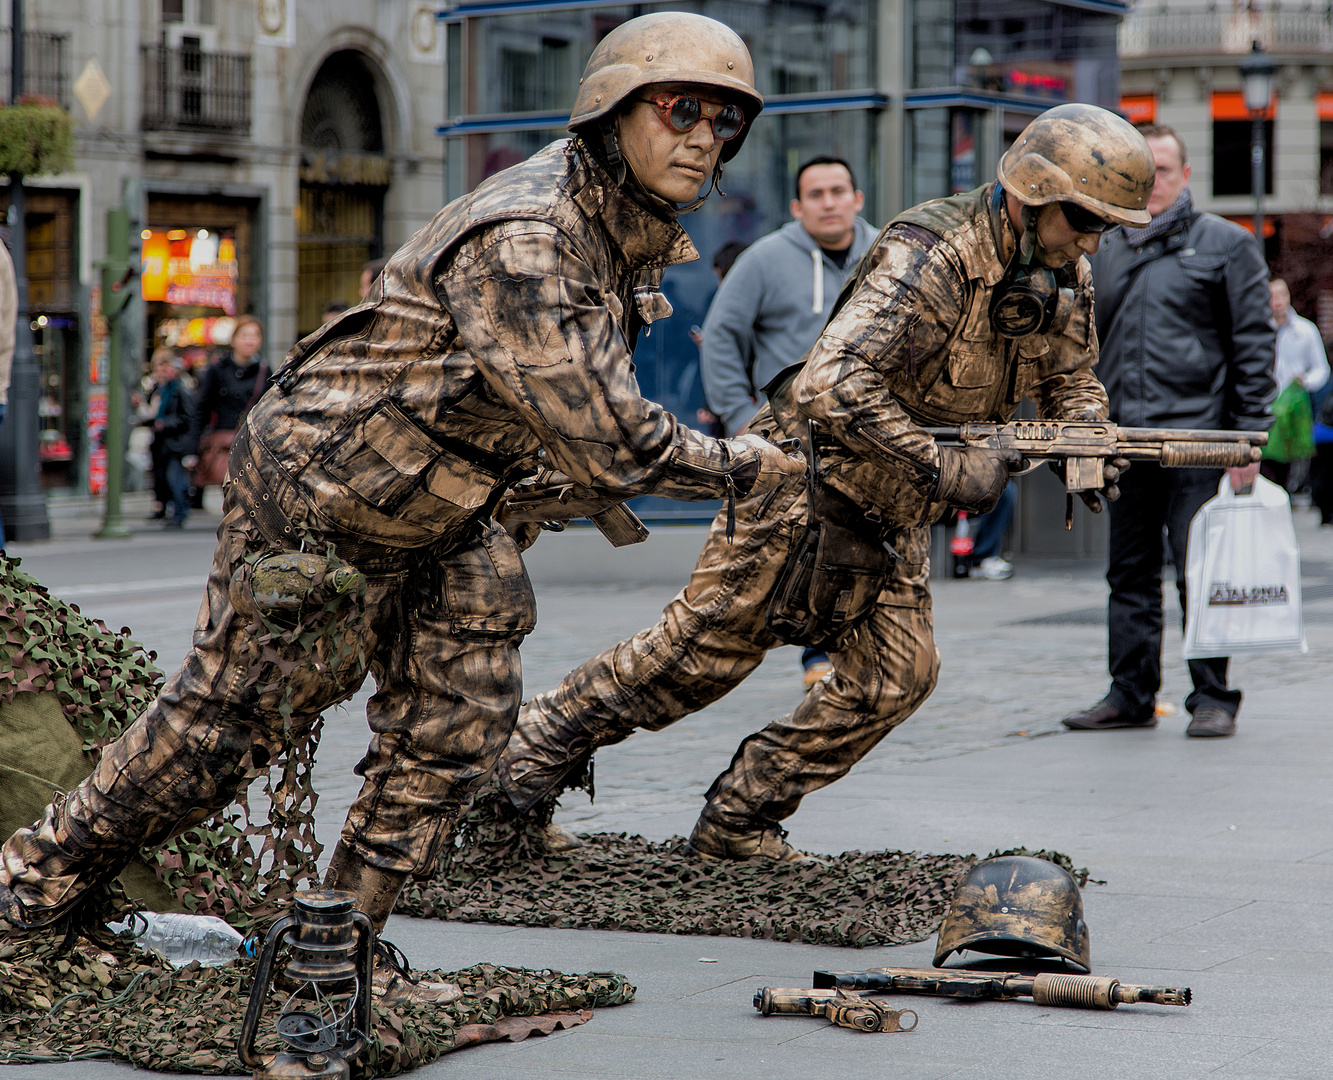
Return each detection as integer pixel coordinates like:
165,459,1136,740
439,522,538,640
324,402,441,508
922,292,1001,418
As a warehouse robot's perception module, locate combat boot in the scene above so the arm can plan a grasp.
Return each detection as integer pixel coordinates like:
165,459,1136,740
323,842,462,1007
685,811,826,865
532,821,585,854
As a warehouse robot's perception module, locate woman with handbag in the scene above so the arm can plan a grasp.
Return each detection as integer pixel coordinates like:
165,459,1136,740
189,315,270,508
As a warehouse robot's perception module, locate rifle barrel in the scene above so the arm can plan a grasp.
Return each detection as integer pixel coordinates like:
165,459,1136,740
812,968,1191,1010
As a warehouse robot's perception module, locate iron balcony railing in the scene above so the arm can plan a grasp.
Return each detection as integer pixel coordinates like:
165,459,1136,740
1120,3,1333,57
0,29,69,107
141,43,250,135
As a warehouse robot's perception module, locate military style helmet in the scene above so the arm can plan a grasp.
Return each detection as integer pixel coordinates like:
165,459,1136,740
997,103,1154,228
934,855,1091,972
568,12,764,162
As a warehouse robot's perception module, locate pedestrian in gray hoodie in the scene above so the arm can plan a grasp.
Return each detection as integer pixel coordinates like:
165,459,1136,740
701,156,876,436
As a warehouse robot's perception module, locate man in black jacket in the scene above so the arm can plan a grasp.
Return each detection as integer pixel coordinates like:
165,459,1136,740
1063,123,1274,739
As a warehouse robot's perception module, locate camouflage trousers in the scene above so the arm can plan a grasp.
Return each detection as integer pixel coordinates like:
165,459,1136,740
498,472,940,829
1,490,536,923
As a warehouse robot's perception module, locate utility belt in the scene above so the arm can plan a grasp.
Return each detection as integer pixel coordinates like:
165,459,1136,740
229,424,407,578
766,421,901,652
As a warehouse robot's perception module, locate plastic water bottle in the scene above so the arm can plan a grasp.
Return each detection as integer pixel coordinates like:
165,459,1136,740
110,911,245,967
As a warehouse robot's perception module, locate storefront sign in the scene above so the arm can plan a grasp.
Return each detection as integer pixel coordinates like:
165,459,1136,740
300,152,392,187
1120,94,1156,125
140,229,239,314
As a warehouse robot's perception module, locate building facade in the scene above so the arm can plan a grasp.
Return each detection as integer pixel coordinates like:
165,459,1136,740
1119,0,1333,338
4,0,445,493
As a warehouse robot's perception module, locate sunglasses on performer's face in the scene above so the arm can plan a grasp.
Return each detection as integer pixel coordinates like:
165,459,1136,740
1058,201,1111,235
639,93,746,141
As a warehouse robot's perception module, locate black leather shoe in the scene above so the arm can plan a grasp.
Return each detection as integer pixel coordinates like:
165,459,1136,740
1186,706,1236,738
1062,699,1157,730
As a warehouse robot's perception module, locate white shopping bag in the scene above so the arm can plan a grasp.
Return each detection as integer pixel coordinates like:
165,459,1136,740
1182,474,1307,659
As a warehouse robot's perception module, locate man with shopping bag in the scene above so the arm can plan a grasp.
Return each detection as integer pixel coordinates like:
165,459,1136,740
1062,123,1275,739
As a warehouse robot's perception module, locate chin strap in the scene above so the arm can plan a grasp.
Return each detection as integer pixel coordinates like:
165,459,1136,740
675,160,726,214
1018,204,1041,265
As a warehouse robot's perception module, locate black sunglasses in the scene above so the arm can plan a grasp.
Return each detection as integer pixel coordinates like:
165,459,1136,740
639,93,746,142
1058,201,1111,235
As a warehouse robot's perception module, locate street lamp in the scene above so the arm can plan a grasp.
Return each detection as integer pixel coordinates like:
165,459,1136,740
1238,40,1276,255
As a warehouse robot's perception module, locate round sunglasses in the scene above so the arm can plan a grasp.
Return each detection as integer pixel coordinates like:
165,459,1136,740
638,93,746,142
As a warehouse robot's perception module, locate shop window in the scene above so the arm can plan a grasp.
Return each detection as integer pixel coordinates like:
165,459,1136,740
145,196,256,381
1212,89,1274,198
0,189,82,489
952,0,1119,104
1213,119,1274,197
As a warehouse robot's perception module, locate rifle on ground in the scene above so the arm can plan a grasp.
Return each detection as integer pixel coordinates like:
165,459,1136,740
925,420,1267,527
498,469,650,547
805,966,1191,1010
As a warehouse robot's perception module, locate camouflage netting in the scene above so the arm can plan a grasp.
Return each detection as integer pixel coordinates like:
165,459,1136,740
0,890,635,1074
396,788,1094,948
0,555,635,1073
0,554,324,929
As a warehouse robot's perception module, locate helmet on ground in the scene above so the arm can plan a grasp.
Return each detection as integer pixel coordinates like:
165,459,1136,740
934,855,1091,972
568,12,763,162
997,103,1154,228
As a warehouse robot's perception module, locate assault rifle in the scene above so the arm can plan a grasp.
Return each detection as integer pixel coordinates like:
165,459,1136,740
803,966,1191,1010
498,469,650,547
925,420,1267,527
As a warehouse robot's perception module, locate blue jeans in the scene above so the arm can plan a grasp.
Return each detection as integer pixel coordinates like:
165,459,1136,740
166,456,192,524
969,481,1016,561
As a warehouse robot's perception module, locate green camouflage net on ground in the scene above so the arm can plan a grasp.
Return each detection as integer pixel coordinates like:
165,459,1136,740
396,788,1095,947
0,555,325,931
0,889,635,1075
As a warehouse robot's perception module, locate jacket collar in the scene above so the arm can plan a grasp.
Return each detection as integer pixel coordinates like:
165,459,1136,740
571,143,698,270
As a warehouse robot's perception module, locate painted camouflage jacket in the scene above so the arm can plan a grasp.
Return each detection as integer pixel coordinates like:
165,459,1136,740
247,139,748,548
789,182,1109,526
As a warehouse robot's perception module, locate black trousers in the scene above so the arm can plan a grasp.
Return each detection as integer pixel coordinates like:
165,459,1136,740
1312,444,1333,525
1106,464,1241,719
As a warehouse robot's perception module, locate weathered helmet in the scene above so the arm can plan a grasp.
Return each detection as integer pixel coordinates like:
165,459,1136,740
997,103,1154,228
568,12,763,162
934,856,1091,972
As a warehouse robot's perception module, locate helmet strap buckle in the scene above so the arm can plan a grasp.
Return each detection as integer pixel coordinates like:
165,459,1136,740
599,117,627,186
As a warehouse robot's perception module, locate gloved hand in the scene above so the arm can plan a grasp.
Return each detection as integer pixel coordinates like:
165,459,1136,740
936,445,1024,514
1048,456,1130,513
725,433,807,498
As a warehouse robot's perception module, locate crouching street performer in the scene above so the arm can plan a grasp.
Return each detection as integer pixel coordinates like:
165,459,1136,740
495,104,1156,862
0,11,804,991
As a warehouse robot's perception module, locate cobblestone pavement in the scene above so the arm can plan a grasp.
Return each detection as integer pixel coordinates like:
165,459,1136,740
9,491,1333,1079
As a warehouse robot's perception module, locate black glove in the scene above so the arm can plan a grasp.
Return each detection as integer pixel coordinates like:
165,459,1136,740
936,446,1024,515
